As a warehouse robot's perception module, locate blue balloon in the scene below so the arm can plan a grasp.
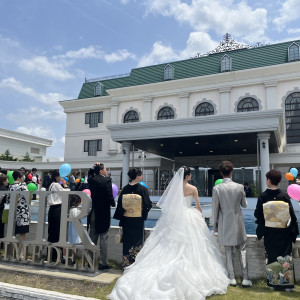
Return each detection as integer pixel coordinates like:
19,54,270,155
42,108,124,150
290,168,298,178
64,176,69,182
59,163,72,177
140,181,147,188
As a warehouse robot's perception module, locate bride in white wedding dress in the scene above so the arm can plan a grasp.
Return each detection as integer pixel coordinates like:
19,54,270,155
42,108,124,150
108,167,229,300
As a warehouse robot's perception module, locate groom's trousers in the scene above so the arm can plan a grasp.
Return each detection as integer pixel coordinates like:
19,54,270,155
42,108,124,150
224,242,249,280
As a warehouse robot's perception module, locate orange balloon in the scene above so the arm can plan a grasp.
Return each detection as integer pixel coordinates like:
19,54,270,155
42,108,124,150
285,173,294,181
75,178,80,183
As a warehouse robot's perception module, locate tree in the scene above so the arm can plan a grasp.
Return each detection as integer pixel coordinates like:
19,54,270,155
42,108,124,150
0,149,18,161
19,152,35,162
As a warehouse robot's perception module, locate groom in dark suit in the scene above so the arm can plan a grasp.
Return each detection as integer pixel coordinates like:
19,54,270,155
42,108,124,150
88,163,116,270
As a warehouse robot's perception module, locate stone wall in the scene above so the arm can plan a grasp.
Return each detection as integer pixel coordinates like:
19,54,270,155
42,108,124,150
10,223,300,280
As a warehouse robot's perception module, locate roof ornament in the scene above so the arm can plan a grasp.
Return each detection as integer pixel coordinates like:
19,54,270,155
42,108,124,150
191,33,270,59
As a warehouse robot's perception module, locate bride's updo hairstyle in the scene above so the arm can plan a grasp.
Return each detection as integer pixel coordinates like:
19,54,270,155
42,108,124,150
128,168,142,181
183,166,191,179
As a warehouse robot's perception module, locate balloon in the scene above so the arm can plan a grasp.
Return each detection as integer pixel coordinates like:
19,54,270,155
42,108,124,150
27,183,37,192
59,163,72,177
75,178,80,183
8,176,14,185
64,177,69,182
215,179,223,186
7,171,14,178
112,183,118,198
40,187,46,191
287,184,300,201
59,181,63,185
285,173,294,181
38,178,41,184
27,174,33,180
82,189,91,197
140,181,147,188
32,177,37,183
81,178,84,182
290,168,298,178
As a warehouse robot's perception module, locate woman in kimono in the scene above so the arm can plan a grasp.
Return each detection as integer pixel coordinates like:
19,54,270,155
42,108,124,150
113,168,152,267
254,169,299,291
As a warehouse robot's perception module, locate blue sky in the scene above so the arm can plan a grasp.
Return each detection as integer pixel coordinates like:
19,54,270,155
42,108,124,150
0,0,300,158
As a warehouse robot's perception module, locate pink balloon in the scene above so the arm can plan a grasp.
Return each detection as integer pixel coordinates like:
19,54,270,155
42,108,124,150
82,189,91,197
287,184,300,201
112,183,118,198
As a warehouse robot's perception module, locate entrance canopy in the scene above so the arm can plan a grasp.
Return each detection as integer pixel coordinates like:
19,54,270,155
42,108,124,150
108,109,285,159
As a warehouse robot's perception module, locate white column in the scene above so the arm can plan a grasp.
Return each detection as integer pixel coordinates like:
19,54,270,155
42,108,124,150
109,101,119,153
264,81,277,109
122,141,132,188
219,87,231,114
143,97,153,121
179,92,189,118
257,132,270,192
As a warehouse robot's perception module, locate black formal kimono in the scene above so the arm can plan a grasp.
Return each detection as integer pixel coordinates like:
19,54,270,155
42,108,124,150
0,185,8,238
114,183,152,267
254,189,299,289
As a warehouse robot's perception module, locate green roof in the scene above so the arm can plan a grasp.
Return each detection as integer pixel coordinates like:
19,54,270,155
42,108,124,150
78,40,300,99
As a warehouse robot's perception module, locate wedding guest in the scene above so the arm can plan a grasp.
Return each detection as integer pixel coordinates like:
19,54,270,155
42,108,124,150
113,168,152,267
212,161,252,287
244,183,252,197
47,169,69,261
69,172,76,191
10,170,30,243
68,194,82,245
254,170,299,291
88,163,115,270
0,174,9,239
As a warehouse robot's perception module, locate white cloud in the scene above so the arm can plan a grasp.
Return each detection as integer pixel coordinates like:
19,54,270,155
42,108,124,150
19,56,74,81
273,0,300,31
16,126,57,143
7,106,65,124
138,32,218,67
144,0,268,43
60,136,65,145
121,0,130,4
0,77,68,106
57,45,136,63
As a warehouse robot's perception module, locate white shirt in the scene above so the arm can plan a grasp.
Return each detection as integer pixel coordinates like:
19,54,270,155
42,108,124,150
47,182,70,206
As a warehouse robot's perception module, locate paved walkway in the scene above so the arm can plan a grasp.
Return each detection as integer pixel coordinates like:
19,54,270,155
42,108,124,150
0,262,122,300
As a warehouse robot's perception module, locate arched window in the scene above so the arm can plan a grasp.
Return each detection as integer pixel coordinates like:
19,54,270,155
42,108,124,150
221,55,231,72
288,43,300,62
123,110,139,123
157,106,175,120
285,92,300,143
164,64,174,80
237,97,259,112
195,102,214,116
94,82,102,96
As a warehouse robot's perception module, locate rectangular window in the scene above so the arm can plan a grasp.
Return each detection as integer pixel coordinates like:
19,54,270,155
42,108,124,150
84,139,102,156
30,147,40,154
85,111,103,128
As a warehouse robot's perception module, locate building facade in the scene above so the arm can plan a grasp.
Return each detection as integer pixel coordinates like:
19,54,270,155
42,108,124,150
60,35,300,195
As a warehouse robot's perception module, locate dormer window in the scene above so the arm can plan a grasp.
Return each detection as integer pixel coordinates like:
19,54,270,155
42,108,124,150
288,42,300,62
94,82,102,96
221,55,231,72
164,64,174,80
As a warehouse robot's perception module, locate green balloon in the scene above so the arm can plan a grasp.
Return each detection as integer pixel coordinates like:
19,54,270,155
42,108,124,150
27,183,37,192
215,179,223,186
8,176,14,185
81,178,84,182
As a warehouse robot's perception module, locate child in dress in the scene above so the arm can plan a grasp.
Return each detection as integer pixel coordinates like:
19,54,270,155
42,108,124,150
68,194,82,244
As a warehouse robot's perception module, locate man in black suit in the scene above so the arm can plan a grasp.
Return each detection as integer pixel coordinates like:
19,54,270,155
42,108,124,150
88,163,116,270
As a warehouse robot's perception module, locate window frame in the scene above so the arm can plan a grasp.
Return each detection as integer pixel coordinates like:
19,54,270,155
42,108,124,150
84,139,103,156
157,106,175,120
94,82,102,96
288,42,300,62
195,102,214,116
221,54,231,72
85,111,103,128
123,110,139,123
237,97,259,112
164,64,174,80
285,92,300,144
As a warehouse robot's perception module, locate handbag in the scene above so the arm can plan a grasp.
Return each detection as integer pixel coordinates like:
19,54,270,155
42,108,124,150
115,227,123,243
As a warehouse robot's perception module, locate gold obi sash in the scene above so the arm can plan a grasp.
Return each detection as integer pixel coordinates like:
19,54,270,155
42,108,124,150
122,194,142,217
263,201,290,228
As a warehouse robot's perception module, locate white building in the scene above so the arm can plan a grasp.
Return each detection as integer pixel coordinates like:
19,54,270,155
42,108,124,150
60,35,300,195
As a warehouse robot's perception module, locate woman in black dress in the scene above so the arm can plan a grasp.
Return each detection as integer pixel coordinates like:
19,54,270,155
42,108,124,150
114,168,152,267
254,169,299,291
0,174,9,239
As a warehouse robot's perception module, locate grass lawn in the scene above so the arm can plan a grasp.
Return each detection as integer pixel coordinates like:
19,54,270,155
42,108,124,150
0,270,299,300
